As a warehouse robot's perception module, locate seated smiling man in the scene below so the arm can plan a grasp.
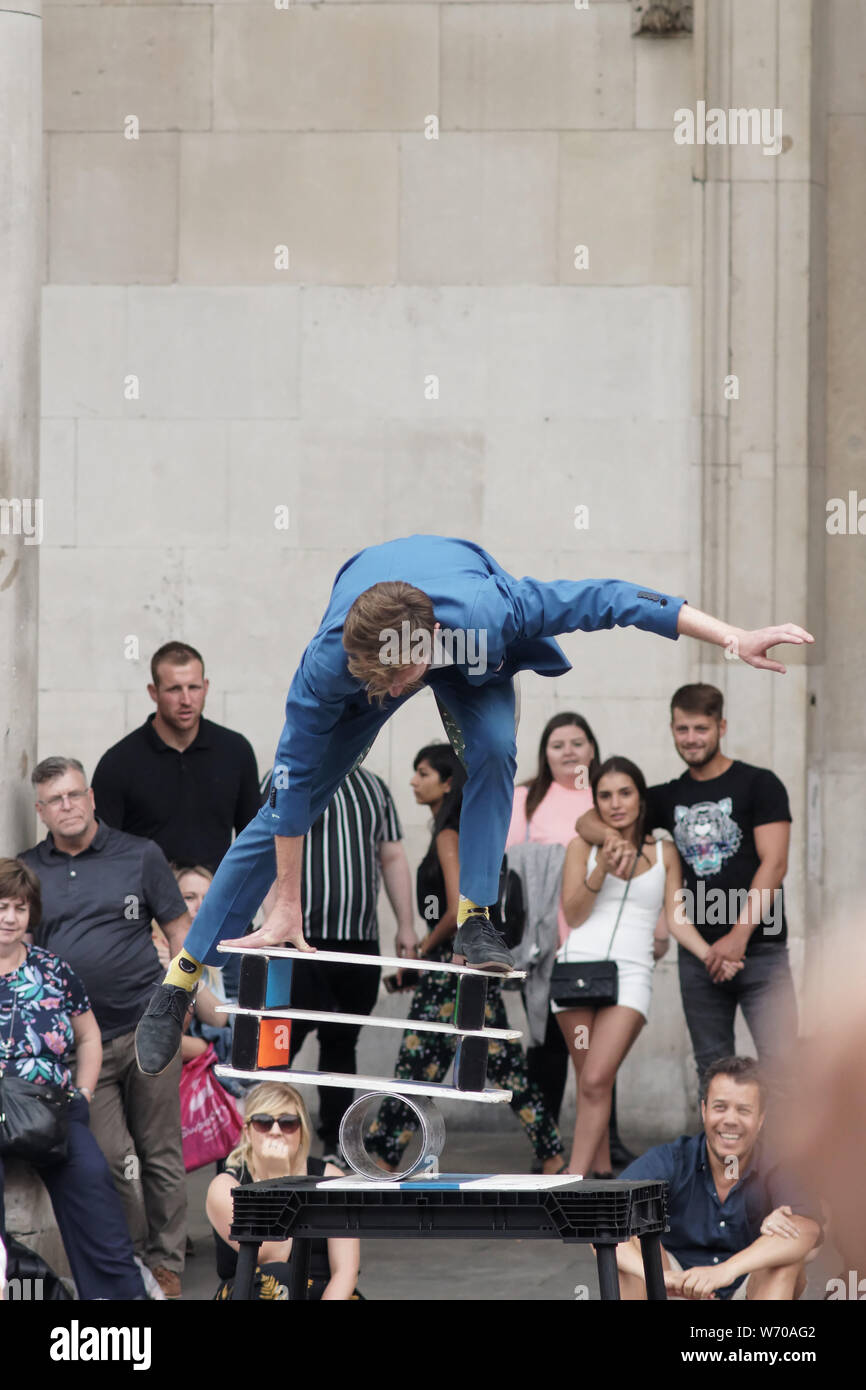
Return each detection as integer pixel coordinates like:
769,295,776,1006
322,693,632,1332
615,1056,821,1300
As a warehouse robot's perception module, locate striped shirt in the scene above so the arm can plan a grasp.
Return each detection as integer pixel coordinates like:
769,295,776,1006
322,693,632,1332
299,767,402,942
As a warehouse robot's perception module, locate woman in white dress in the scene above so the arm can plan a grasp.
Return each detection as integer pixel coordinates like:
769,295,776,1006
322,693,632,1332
556,756,742,1177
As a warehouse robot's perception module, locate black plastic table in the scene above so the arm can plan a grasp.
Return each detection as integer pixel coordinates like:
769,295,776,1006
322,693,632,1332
229,1175,669,1301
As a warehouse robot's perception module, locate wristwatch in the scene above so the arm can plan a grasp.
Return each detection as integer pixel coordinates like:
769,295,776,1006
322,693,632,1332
74,1085,93,1102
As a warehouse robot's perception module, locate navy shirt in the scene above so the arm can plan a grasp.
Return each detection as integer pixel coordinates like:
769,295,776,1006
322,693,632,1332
92,714,260,873
20,819,186,1041
621,1133,819,1298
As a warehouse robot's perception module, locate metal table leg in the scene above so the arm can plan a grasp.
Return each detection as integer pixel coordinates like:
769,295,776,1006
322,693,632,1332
233,1241,260,1301
594,1242,621,1301
288,1236,312,1301
640,1232,667,1301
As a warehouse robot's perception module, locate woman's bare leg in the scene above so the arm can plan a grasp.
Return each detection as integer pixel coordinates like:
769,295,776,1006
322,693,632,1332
556,1006,596,1173
568,1006,644,1178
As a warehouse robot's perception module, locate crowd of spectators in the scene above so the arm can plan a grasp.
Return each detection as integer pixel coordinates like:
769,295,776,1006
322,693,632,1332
0,639,824,1301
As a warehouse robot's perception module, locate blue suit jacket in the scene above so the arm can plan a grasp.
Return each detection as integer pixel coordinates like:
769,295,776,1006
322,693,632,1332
270,535,685,834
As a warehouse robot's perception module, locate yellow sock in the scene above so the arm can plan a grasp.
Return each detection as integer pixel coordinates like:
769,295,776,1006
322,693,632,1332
457,896,490,927
164,949,204,991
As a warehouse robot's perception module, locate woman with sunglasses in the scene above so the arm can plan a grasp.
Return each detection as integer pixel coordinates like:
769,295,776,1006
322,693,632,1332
206,1081,361,1300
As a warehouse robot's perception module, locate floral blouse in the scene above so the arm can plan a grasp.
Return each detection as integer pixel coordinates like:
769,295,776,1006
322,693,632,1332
0,945,90,1089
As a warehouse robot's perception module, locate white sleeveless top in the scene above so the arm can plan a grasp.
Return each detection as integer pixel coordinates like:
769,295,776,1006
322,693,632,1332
558,840,666,969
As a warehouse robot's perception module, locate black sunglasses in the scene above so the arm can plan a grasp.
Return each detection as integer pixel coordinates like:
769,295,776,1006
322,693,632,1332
247,1112,302,1135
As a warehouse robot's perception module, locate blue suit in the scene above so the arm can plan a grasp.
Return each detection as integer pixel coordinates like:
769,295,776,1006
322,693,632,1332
184,536,684,964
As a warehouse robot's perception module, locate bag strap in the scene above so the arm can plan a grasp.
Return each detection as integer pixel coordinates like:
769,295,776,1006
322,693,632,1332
0,997,17,1077
601,842,641,960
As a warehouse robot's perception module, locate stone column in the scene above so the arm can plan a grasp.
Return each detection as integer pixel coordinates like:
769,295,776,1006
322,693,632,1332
0,0,57,1286
691,0,824,981
819,0,866,957
0,0,41,852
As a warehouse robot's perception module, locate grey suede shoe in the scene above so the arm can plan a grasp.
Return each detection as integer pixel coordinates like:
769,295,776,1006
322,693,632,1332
453,914,515,973
134,983,190,1075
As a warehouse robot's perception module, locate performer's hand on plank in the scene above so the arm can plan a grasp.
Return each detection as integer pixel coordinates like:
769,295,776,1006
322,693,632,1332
223,900,315,953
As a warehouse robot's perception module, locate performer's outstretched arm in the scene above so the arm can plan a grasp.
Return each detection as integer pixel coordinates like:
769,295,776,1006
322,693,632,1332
484,574,813,668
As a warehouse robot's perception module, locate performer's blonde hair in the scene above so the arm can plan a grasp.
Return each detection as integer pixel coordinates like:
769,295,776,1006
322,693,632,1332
343,581,436,704
225,1082,312,1177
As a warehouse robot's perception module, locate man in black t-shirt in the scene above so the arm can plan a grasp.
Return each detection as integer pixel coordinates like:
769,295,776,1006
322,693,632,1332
577,684,798,1091
92,641,261,874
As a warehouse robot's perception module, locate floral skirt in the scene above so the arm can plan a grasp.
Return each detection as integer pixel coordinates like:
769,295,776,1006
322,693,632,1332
365,965,563,1168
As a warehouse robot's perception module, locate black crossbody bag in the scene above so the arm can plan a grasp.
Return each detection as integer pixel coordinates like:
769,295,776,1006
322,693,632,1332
549,849,638,1008
0,1000,70,1166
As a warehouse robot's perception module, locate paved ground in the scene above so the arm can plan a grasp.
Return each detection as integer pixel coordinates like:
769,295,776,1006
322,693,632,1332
179,1131,837,1302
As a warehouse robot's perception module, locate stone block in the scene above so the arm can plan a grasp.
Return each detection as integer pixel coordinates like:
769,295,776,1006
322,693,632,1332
775,182,811,469
38,546,186,694
381,421,485,540
481,417,693,554
777,0,816,182
300,287,487,419
41,287,127,418
828,0,866,115
75,419,230,548
126,286,301,418
635,32,694,129
38,420,76,546
37,690,128,782
44,6,211,132
181,547,335,683
729,181,776,461
441,2,633,131
213,4,438,130
47,134,178,284
399,133,557,285
728,0,782,181
559,132,693,285
178,134,398,284
4,1164,73,1286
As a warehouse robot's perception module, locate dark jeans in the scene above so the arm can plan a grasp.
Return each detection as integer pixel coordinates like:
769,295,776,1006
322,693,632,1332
0,1095,145,1300
287,938,381,1149
678,945,798,1091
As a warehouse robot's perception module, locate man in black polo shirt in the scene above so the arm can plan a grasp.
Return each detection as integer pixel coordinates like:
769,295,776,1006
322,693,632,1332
91,640,261,873
578,683,798,1095
260,763,416,1160
20,756,191,1300
615,1057,820,1299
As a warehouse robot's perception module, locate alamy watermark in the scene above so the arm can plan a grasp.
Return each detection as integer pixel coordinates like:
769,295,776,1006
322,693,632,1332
674,884,783,935
0,497,43,545
378,622,488,676
673,103,783,157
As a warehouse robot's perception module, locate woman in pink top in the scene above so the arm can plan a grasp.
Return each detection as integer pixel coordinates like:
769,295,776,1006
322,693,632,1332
507,713,601,1137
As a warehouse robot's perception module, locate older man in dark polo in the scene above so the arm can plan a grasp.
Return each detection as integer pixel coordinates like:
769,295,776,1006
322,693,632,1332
19,756,192,1300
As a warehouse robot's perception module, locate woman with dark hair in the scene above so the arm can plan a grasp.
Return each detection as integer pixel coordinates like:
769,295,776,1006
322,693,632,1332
0,858,145,1299
506,713,600,1128
366,743,564,1172
555,758,742,1177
